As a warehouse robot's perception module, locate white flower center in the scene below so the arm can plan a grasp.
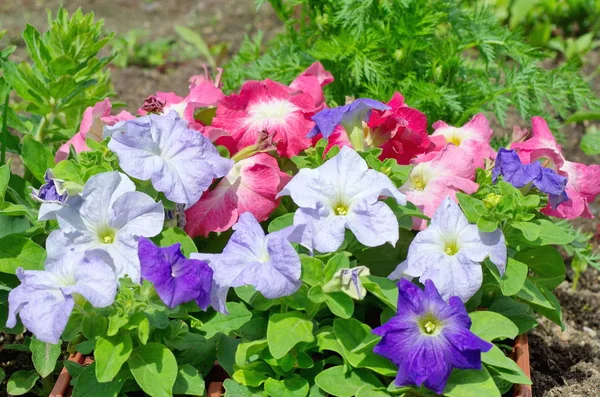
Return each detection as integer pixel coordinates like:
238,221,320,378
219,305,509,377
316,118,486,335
409,164,435,191
245,99,298,129
436,126,471,146
165,101,188,118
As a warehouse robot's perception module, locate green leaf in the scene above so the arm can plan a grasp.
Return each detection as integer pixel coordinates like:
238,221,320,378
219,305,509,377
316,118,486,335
264,375,309,397
173,364,205,396
516,278,554,310
128,343,178,397
235,339,268,367
512,220,575,246
152,228,197,256
526,283,565,330
0,367,4,384
515,246,565,290
0,215,30,239
223,379,267,396
314,366,383,397
489,297,538,334
363,275,398,310
232,361,273,387
323,252,351,281
82,311,108,339
200,301,252,338
30,337,61,378
482,345,532,385
268,213,294,233
0,235,45,274
95,333,133,382
6,370,39,396
580,128,600,155
300,254,324,286
71,362,127,397
174,25,216,68
444,367,501,397
484,257,528,296
217,334,240,376
469,311,519,342
267,311,314,359
354,230,412,277
0,163,10,205
21,135,54,183
325,291,354,319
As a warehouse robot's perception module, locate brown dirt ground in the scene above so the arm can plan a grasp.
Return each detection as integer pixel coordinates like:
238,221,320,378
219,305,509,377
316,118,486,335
1,1,600,397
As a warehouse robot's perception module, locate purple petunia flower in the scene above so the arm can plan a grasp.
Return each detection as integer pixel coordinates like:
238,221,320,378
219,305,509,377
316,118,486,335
307,98,389,151
493,148,568,208
138,238,213,309
191,212,301,313
6,250,117,344
31,170,68,204
105,110,233,207
373,279,492,394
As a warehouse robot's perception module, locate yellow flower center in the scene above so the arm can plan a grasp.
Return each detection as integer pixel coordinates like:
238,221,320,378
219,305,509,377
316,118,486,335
444,241,459,256
98,228,116,244
447,134,462,146
424,321,436,334
335,206,348,216
412,175,425,191
418,314,443,336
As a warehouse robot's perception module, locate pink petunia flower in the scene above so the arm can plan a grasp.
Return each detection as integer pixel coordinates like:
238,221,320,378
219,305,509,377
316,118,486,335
212,63,333,158
184,153,290,237
55,99,134,162
431,114,495,169
367,93,433,165
399,145,479,230
510,117,600,219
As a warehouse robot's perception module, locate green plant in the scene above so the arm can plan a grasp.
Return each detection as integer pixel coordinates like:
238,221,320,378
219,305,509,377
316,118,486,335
225,0,599,134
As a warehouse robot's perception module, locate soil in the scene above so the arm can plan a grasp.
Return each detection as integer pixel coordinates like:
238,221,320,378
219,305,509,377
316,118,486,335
1,1,600,397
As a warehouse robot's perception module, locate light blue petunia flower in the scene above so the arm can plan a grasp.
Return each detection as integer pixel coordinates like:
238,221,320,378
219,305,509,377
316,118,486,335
105,110,233,207
6,250,117,344
389,197,507,302
191,212,301,313
44,171,164,283
278,146,406,253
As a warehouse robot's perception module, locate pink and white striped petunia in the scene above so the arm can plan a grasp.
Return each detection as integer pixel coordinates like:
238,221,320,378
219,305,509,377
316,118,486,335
212,63,333,158
399,145,479,230
431,114,495,169
184,153,290,237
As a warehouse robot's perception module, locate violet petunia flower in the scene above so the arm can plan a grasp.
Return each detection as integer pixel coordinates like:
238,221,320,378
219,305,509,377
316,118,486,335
308,98,389,151
6,250,117,344
373,279,492,394
278,146,407,253
31,170,68,204
389,197,506,302
191,212,301,313
105,110,233,207
44,172,165,283
138,238,213,309
493,148,568,208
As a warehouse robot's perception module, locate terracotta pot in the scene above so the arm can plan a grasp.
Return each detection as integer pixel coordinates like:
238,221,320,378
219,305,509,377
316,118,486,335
513,333,532,397
50,335,532,397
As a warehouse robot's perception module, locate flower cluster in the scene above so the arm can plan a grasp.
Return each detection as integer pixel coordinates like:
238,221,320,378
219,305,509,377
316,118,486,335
6,61,598,397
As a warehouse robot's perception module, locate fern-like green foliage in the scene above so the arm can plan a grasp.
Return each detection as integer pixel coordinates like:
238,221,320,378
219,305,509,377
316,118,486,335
225,0,599,135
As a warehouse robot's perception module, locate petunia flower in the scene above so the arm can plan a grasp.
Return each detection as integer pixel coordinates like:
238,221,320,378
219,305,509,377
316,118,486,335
138,238,213,309
493,148,568,208
431,114,495,169
105,110,233,207
44,171,165,283
511,117,600,219
288,61,334,108
322,266,371,300
389,197,506,302
31,170,68,204
278,146,407,253
191,212,301,313
399,145,479,230
308,98,390,151
367,92,434,164
211,78,322,158
184,153,290,237
55,98,135,162
6,250,117,344
373,279,492,394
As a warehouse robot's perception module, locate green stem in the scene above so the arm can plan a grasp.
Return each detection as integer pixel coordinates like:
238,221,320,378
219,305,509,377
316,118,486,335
34,115,48,142
572,271,581,291
1,91,9,165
